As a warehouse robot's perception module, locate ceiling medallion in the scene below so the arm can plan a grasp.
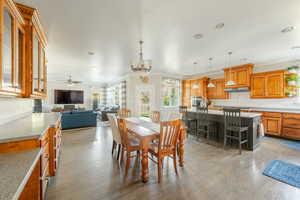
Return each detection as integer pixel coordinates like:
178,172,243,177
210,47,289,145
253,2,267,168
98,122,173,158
130,40,152,78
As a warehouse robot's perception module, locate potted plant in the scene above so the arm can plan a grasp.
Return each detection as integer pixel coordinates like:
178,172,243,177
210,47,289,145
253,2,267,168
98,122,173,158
286,75,299,86
285,89,296,97
287,66,299,74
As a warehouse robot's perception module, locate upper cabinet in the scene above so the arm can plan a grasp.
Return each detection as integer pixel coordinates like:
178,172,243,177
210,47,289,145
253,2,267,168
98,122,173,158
224,64,253,88
250,70,286,98
182,80,191,108
207,78,229,99
0,0,25,96
16,3,47,98
190,77,208,97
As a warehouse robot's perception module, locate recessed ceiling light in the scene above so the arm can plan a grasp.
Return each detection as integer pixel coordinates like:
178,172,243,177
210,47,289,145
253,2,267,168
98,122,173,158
281,26,294,33
193,33,204,39
88,52,95,55
215,23,225,29
193,62,198,65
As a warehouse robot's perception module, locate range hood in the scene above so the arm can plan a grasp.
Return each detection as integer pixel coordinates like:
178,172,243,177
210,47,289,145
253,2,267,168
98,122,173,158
224,87,249,92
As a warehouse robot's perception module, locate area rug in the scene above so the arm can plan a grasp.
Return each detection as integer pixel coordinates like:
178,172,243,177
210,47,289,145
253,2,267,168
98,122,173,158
280,141,300,151
263,160,300,188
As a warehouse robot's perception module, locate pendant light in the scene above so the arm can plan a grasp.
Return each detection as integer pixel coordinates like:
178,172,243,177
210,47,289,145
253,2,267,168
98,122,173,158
226,51,235,86
192,62,199,89
207,57,215,88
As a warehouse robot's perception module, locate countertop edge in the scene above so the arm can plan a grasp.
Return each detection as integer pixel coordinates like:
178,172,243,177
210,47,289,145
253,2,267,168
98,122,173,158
12,148,43,200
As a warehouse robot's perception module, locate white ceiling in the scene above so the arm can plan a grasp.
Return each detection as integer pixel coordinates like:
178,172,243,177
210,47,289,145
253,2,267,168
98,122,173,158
16,0,300,84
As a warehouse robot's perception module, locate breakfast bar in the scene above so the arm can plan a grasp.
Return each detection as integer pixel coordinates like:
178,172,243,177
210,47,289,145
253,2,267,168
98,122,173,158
187,109,262,150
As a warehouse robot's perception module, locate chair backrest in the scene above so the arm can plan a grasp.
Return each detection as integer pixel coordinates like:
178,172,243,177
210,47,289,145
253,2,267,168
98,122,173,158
117,119,130,148
118,109,131,118
196,106,208,125
107,114,122,144
179,106,188,119
158,119,181,154
151,111,160,123
223,108,241,128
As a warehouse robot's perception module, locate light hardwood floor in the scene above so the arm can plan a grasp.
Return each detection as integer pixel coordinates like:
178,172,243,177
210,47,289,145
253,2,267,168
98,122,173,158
46,126,300,200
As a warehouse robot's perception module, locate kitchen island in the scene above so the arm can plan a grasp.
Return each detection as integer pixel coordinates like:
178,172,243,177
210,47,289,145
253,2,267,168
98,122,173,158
187,109,262,150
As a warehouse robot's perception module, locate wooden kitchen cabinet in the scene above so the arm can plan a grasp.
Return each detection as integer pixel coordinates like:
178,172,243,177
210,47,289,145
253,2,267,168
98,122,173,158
190,77,208,97
263,116,282,136
0,0,26,97
224,64,253,88
19,158,41,200
207,78,229,99
182,80,191,108
282,113,300,139
16,3,48,98
251,70,285,98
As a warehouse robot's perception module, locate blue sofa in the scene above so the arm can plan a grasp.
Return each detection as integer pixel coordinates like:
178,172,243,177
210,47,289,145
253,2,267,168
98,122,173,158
61,110,97,130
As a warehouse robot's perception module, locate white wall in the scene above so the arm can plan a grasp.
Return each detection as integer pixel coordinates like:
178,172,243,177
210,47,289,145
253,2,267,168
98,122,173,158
0,98,32,125
126,73,182,117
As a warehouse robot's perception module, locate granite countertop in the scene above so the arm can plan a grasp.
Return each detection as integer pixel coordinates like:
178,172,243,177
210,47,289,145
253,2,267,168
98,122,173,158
0,149,42,200
0,113,60,143
188,109,262,118
214,105,300,114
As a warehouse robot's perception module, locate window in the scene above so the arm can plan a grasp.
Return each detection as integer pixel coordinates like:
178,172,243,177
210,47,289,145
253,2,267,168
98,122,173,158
162,78,181,107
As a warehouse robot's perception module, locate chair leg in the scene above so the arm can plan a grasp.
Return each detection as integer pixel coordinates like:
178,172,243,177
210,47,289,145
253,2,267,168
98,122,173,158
239,131,242,155
173,152,178,175
117,144,121,160
125,152,131,178
158,158,162,183
223,130,227,149
120,147,124,164
112,140,116,154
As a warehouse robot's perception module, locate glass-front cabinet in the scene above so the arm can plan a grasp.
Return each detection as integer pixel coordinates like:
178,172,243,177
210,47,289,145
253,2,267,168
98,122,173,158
0,0,47,98
0,1,25,96
16,2,48,98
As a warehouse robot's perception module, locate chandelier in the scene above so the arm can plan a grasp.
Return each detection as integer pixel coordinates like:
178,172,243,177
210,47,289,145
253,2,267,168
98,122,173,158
130,40,152,74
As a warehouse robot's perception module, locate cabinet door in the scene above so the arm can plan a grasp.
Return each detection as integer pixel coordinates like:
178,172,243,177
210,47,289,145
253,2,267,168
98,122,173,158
207,81,215,99
32,33,39,93
40,48,46,93
224,70,237,88
15,25,25,91
190,80,199,96
264,117,281,136
251,75,265,98
2,7,13,90
266,73,284,98
215,79,228,99
182,80,191,107
236,69,249,87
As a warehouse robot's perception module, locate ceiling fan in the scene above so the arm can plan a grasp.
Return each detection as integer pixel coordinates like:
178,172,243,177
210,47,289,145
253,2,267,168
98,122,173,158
62,75,82,86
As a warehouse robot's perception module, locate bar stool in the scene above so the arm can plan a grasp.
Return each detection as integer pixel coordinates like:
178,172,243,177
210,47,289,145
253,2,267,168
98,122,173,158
196,106,218,143
223,108,248,154
179,106,197,137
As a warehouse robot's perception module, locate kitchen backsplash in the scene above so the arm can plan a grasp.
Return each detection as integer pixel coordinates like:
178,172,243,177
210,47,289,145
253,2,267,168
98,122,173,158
211,91,300,109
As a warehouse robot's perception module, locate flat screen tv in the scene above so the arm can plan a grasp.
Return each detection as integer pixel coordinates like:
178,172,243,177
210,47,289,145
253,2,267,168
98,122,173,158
54,90,84,104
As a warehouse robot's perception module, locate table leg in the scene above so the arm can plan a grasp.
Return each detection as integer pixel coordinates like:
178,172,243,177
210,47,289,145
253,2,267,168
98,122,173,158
141,140,149,183
179,129,186,167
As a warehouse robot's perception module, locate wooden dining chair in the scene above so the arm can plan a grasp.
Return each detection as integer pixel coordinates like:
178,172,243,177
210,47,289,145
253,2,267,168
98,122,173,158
118,109,131,118
118,119,142,178
107,114,122,160
151,111,160,123
149,119,181,183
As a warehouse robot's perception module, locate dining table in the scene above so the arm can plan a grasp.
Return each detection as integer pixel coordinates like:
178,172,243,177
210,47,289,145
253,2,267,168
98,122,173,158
119,117,187,183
